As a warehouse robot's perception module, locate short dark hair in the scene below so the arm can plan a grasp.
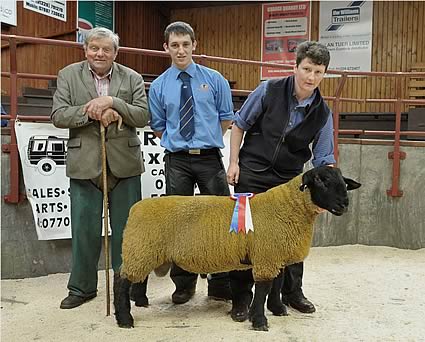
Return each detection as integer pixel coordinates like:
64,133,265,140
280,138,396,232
296,41,330,70
164,21,196,44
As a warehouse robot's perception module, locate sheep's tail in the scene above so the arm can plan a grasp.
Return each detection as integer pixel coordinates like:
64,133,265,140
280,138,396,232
154,263,172,277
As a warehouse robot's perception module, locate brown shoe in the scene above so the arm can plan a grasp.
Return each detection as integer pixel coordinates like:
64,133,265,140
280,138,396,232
172,287,196,304
282,293,316,313
60,294,96,309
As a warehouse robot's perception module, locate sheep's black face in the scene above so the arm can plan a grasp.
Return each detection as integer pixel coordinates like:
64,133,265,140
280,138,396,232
300,166,361,216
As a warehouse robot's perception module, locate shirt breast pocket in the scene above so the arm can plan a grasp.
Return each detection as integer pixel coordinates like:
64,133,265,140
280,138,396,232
195,87,215,108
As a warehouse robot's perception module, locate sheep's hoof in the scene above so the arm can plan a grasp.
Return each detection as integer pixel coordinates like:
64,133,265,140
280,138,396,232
231,305,249,322
253,324,269,332
117,321,134,329
267,301,288,316
250,314,269,331
115,313,134,329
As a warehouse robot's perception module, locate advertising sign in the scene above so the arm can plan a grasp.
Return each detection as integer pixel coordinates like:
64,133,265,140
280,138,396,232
23,0,66,22
77,1,114,43
261,1,311,79
1,0,17,26
15,121,232,240
319,1,373,74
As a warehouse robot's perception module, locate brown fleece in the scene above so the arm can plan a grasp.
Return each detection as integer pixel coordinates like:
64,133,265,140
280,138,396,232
120,174,318,283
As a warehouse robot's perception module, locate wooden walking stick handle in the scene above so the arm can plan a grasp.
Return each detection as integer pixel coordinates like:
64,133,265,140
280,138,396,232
100,124,111,316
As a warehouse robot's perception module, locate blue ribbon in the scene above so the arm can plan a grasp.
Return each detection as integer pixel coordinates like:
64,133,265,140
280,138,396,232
229,199,239,233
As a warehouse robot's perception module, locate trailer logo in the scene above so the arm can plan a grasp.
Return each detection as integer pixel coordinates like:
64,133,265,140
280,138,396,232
326,1,365,32
27,135,68,176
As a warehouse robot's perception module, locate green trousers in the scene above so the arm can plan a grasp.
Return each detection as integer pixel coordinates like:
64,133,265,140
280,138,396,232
67,176,141,297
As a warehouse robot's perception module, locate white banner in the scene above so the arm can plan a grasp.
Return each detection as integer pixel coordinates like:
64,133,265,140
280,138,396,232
15,121,232,240
319,1,373,74
1,0,17,26
24,0,66,22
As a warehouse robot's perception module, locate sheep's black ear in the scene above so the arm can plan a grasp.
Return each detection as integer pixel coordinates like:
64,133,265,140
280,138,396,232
344,177,361,190
300,169,315,191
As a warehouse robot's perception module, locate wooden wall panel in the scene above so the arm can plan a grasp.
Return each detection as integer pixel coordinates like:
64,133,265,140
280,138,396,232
1,1,81,94
115,1,169,76
2,1,424,114
171,1,425,113
1,1,168,95
171,3,262,91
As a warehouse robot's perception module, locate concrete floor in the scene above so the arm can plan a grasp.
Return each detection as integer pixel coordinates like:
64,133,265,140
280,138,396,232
2,245,425,342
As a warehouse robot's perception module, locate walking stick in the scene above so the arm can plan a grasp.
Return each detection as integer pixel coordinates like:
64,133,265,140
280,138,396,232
100,124,111,316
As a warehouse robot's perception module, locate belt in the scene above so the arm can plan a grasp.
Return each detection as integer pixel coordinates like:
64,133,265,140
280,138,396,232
166,148,219,156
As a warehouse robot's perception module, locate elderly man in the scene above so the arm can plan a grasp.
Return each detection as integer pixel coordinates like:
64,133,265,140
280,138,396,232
51,27,149,309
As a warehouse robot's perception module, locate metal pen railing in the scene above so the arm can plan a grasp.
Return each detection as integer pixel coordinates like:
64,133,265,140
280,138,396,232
1,34,425,202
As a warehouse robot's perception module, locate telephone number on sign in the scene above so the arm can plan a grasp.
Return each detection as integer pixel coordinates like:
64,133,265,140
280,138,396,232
38,217,70,229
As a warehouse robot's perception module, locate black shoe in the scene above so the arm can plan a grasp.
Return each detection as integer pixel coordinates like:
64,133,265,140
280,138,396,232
282,293,316,313
207,286,232,301
172,287,196,304
130,281,149,307
60,294,96,309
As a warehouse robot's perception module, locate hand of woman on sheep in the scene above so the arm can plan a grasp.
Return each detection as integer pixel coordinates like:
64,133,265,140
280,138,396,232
227,162,240,185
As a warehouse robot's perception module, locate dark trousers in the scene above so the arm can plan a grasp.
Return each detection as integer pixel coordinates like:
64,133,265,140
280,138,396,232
67,176,141,297
164,150,230,291
229,166,304,298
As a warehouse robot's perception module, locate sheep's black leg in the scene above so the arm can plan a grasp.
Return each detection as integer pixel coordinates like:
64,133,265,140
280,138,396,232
267,270,288,316
229,270,254,322
113,274,134,328
249,280,273,331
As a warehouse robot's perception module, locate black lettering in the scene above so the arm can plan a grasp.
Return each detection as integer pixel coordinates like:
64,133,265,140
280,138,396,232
144,131,158,146
54,188,61,197
148,153,160,165
32,189,39,198
151,169,165,176
41,203,48,213
155,179,164,190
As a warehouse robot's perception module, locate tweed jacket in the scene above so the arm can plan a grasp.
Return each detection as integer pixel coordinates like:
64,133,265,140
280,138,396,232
51,61,149,179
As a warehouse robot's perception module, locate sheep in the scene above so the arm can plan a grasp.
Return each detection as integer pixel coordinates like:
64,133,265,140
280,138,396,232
114,166,361,331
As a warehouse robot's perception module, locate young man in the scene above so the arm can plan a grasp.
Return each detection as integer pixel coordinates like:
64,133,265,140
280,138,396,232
149,21,234,304
226,41,335,321
51,27,149,309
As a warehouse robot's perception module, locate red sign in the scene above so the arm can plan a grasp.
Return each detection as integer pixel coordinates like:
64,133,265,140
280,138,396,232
261,1,311,79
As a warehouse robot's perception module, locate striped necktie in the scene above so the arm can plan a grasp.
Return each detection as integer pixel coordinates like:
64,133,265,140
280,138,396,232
178,71,195,140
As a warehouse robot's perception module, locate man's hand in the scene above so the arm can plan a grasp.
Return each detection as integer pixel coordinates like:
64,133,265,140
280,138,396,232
84,96,113,121
226,162,240,186
100,108,120,128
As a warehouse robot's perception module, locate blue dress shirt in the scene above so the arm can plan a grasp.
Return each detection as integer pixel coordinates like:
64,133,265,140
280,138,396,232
149,62,234,152
234,81,336,167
